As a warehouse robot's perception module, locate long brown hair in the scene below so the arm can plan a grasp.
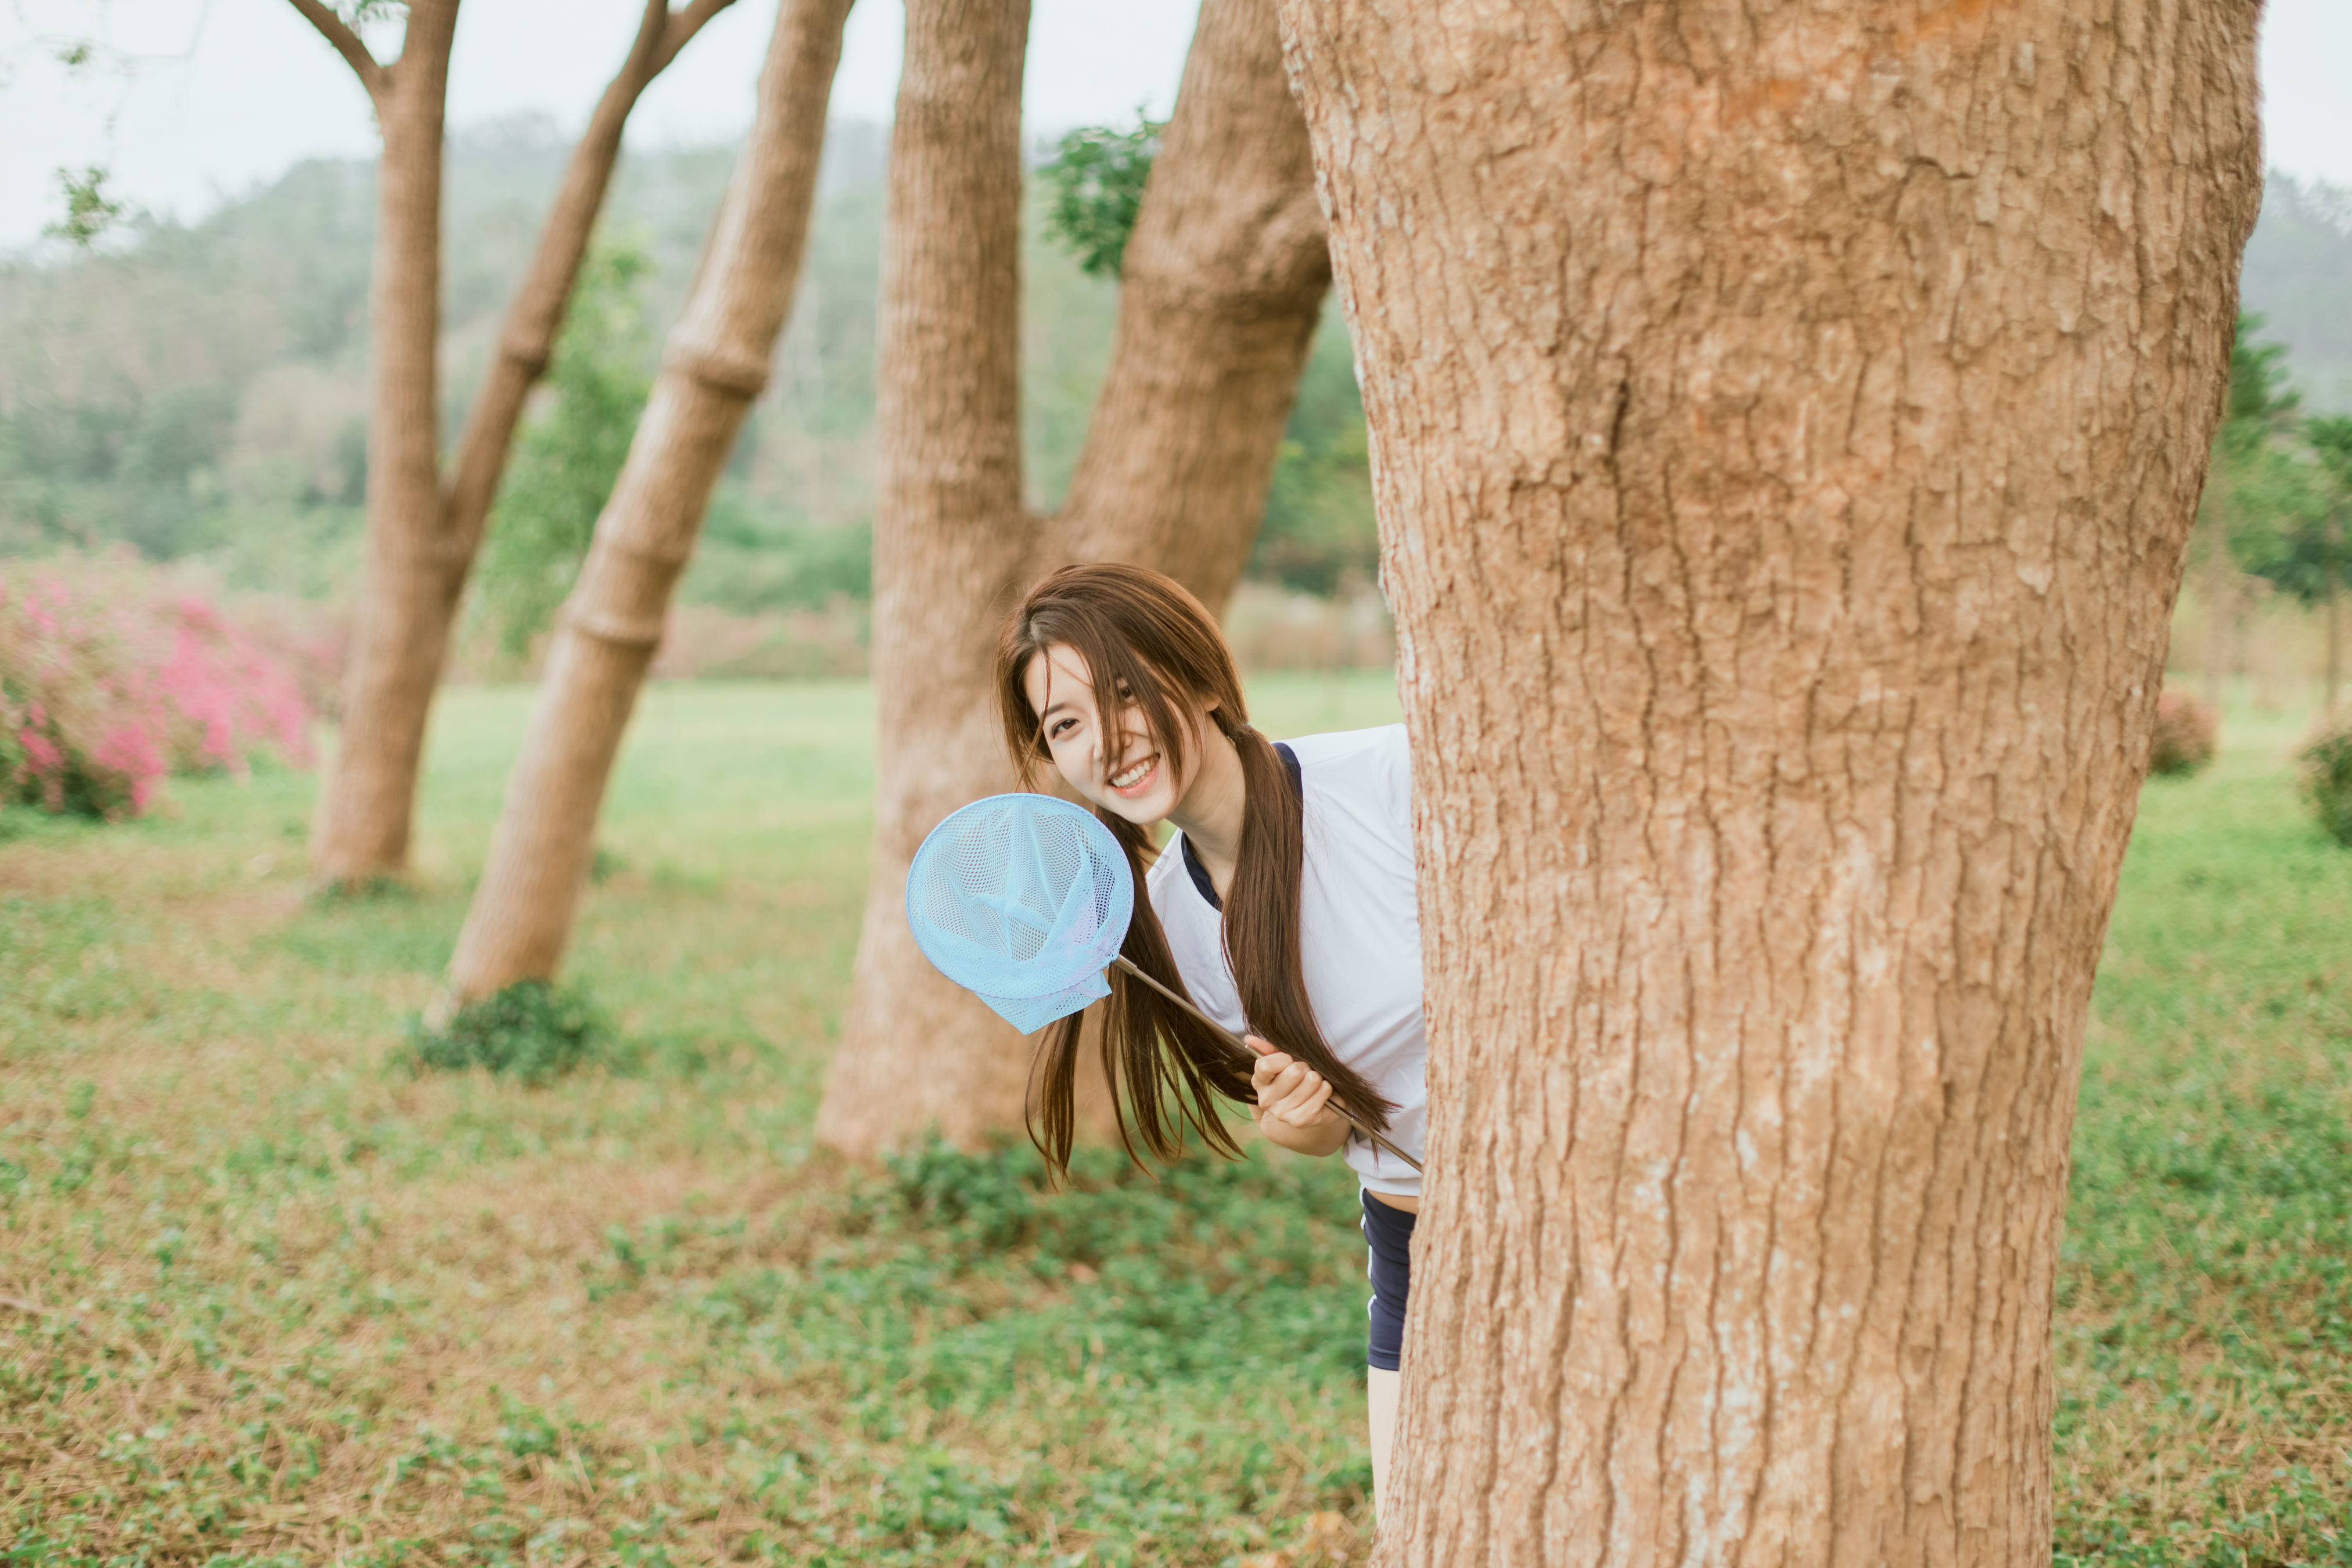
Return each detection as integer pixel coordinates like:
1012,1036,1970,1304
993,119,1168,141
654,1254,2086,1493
995,562,1394,1177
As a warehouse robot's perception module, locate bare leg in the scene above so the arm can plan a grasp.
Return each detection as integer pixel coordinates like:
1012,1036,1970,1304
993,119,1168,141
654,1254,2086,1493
1368,1364,1400,1525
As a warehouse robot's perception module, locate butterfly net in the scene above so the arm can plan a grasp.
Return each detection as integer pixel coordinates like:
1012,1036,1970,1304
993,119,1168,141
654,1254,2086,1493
904,793,1136,1034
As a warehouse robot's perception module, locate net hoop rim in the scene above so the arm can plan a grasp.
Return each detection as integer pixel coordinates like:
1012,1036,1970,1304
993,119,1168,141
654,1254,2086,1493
902,791,1132,1002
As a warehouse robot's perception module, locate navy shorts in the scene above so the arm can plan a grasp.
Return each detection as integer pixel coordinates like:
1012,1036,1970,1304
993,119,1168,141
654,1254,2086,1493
1360,1190,1416,1372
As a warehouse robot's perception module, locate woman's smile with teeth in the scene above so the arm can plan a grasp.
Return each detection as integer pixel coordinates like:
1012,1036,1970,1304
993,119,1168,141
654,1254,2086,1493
1110,755,1158,792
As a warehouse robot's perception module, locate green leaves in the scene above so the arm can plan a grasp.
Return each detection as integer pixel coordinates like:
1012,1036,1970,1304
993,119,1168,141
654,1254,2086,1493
2300,718,2352,849
2221,312,2303,451
473,240,656,657
2210,318,2352,617
1040,116,1166,281
1251,311,1379,595
45,167,124,251
397,980,628,1087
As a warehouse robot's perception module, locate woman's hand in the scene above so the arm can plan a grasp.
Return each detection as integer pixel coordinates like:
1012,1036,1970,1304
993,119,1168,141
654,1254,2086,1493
1246,1035,1352,1157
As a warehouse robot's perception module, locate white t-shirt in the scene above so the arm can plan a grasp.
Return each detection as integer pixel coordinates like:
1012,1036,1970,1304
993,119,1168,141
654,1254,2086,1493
1144,724,1427,1197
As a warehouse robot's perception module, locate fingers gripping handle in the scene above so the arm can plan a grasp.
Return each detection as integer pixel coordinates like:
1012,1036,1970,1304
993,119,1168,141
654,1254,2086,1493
1110,956,1423,1175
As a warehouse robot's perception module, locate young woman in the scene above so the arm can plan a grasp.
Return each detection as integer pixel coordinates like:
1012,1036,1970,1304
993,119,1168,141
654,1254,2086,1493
994,562,1427,1518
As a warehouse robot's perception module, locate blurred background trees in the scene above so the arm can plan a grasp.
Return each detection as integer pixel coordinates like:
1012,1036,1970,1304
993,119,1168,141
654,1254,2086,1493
0,106,1386,648
469,239,656,659
1,134,2345,740
2188,314,2352,727
2200,315,2304,708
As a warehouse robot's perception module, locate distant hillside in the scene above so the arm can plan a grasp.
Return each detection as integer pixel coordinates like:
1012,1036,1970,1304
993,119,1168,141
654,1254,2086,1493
0,115,1373,608
2240,175,2352,412
5,143,2339,610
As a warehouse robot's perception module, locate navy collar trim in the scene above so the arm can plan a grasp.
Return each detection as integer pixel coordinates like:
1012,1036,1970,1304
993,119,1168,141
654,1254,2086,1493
1181,740,1301,914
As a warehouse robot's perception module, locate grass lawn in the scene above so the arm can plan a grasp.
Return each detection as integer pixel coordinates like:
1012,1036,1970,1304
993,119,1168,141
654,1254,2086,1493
1,675,2347,1566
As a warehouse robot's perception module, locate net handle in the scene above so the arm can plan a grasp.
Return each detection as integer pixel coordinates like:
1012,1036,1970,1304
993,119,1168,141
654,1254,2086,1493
1110,956,1424,1175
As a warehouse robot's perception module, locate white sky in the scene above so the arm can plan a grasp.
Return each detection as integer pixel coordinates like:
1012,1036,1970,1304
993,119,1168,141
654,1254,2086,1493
1,0,2347,253
0,0,1204,250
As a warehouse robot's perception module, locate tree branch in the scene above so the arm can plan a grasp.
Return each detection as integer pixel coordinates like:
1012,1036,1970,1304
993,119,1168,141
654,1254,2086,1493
605,0,668,84
434,0,733,569
286,0,390,100
654,0,740,74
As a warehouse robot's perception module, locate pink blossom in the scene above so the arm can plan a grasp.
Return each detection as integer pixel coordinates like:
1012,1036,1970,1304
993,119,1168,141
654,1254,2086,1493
1,554,325,819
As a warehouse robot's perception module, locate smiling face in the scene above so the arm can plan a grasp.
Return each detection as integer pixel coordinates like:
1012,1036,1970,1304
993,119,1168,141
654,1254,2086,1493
1020,641,1213,826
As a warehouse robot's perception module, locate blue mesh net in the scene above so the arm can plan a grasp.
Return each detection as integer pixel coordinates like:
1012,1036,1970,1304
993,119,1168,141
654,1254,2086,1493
904,793,1135,1035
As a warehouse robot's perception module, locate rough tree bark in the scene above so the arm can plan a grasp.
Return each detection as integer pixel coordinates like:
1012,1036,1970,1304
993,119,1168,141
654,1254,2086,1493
1270,1,2263,1563
442,0,854,997
813,0,1037,1154
813,0,1333,1158
297,0,735,888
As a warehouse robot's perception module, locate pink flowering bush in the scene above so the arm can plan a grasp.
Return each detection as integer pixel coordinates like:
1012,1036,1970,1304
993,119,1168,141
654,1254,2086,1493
0,553,317,820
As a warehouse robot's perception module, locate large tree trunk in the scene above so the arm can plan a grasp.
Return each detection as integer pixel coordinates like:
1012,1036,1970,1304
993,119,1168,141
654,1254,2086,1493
1271,1,2263,1562
814,0,1037,1156
307,0,459,884
304,0,734,889
443,0,854,997
814,0,1332,1159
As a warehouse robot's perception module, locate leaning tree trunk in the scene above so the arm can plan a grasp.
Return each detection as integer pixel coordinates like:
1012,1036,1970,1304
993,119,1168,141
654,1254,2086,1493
304,0,735,889
437,0,738,623
306,0,459,885
814,0,1332,1159
443,0,854,998
1271,0,2264,1562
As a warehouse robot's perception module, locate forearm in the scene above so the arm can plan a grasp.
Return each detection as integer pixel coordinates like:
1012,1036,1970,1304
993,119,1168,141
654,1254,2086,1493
1254,1106,1353,1158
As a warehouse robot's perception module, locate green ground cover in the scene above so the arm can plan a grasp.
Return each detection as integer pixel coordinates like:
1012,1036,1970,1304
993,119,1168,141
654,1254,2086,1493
2055,703,2352,1566
1,677,2346,1566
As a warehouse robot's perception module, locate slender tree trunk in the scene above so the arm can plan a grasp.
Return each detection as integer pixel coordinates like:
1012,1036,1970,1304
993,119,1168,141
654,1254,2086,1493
303,0,735,889
1271,1,2263,1562
443,0,854,997
814,0,1332,1159
307,0,459,884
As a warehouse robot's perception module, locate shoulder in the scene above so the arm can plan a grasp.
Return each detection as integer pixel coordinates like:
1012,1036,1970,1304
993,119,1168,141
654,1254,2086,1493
1281,724,1408,771
1282,725,1412,857
1283,725,1411,805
